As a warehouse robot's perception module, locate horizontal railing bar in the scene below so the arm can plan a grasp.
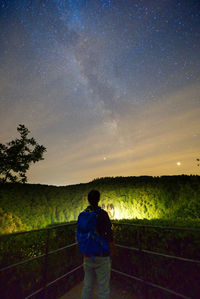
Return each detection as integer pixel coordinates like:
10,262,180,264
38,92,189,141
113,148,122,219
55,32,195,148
112,267,144,282
111,268,191,299
1,221,199,239
115,244,200,264
48,242,78,256
112,222,200,232
0,253,46,272
25,264,83,299
0,243,78,272
46,264,83,287
24,287,44,299
0,222,77,238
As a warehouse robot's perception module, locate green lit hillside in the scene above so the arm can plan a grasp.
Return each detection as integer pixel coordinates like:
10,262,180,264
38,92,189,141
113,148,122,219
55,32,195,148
0,175,200,234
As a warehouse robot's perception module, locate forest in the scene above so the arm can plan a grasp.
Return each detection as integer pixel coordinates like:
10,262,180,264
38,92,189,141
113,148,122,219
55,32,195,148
0,175,200,234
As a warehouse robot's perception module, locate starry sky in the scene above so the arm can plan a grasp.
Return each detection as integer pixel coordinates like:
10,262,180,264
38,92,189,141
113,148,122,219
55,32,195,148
0,0,200,186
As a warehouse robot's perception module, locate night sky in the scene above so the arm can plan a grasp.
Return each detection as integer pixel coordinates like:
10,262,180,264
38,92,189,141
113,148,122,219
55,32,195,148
0,0,200,186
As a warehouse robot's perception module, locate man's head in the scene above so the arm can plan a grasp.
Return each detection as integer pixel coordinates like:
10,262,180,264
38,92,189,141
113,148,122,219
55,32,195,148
88,189,100,207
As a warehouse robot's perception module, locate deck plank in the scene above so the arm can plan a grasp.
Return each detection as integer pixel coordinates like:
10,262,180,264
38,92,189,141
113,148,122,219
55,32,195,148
60,280,137,299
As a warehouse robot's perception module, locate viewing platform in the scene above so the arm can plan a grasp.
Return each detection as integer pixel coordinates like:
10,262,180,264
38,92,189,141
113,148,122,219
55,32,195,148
1,222,200,299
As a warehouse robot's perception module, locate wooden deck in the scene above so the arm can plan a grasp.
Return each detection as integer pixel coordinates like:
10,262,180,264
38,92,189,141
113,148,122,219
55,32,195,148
60,279,138,299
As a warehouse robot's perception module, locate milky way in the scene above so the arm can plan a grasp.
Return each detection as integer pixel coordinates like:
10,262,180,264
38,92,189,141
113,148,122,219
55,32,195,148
0,0,200,185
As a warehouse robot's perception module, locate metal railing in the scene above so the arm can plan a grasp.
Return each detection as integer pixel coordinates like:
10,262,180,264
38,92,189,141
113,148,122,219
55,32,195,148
111,222,200,299
0,223,82,299
1,222,200,299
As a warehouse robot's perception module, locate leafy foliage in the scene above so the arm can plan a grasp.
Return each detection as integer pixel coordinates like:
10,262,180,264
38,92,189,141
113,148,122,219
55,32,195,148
0,124,46,183
0,175,200,234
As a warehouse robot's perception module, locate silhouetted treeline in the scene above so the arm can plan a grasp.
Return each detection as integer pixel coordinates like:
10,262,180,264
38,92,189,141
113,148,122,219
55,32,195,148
0,175,200,234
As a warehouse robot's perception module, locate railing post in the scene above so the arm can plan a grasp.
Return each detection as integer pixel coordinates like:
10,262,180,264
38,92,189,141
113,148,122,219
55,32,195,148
143,226,149,299
137,226,148,299
42,229,50,299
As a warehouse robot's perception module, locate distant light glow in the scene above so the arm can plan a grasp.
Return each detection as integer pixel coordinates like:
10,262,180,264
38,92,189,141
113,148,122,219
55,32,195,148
177,162,181,166
114,206,144,220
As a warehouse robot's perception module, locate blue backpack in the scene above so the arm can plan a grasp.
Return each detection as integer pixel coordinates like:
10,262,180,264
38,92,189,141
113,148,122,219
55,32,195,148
76,208,110,260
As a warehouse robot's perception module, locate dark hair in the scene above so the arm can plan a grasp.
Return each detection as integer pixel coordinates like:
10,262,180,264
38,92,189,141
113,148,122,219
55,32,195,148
88,190,100,207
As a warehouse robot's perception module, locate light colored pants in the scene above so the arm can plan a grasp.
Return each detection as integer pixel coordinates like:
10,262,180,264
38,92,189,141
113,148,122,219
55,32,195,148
81,256,111,299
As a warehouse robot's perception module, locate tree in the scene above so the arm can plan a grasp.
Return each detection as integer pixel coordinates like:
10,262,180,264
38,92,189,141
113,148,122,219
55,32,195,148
0,124,46,183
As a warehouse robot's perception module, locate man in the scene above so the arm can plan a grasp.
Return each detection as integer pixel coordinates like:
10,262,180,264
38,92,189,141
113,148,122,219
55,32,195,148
78,189,114,299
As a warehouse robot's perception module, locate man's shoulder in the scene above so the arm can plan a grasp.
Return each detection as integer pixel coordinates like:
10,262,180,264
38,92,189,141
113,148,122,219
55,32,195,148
98,208,111,221
99,208,108,215
80,206,109,218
